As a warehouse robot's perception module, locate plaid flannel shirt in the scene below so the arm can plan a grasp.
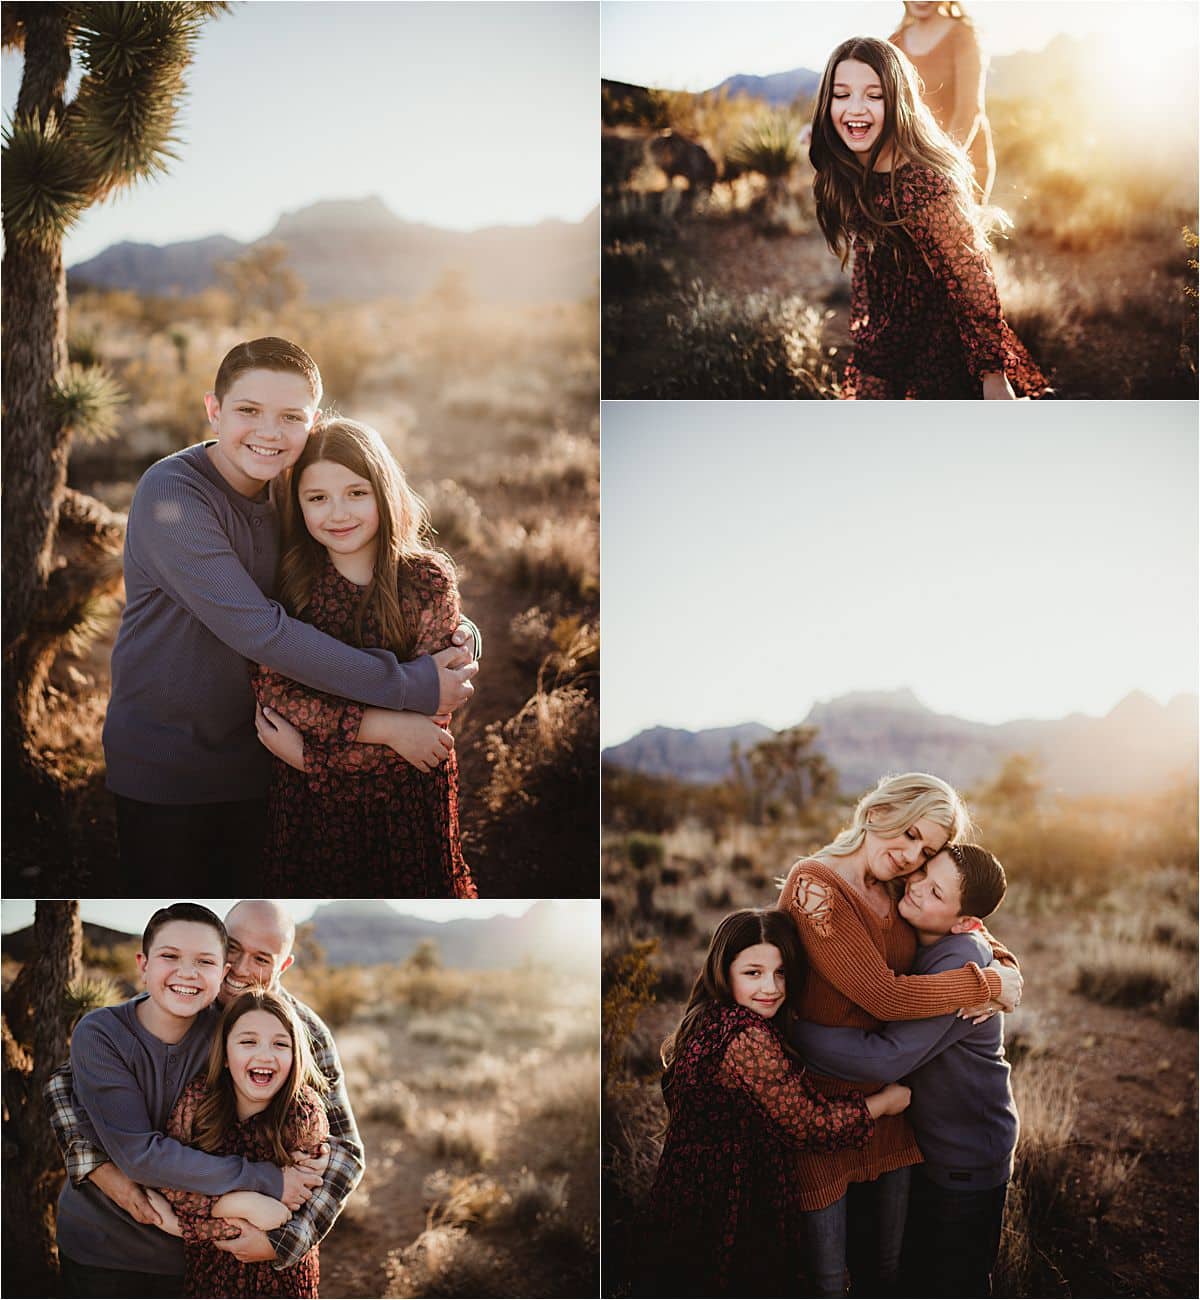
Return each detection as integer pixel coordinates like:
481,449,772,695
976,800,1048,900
43,988,364,1272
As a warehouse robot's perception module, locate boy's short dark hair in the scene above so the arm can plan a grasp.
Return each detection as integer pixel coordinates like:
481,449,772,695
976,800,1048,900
945,844,1007,919
213,337,322,404
142,903,229,956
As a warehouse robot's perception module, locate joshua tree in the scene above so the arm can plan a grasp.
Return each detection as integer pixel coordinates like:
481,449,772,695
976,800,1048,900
2,901,82,1295
1,3,227,832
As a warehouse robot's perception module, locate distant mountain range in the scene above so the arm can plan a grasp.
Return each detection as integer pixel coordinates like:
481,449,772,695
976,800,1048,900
1,900,597,973
603,690,1199,797
699,32,1102,106
69,196,600,304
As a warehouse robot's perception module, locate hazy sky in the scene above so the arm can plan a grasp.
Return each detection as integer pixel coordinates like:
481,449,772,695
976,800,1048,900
602,402,1198,747
0,898,596,936
2,1,599,264
602,1,1200,91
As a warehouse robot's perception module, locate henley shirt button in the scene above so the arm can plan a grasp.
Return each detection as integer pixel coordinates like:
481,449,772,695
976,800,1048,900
253,518,262,528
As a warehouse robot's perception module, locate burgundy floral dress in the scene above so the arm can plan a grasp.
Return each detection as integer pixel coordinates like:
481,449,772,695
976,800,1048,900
843,165,1048,399
251,553,476,897
161,1078,329,1299
644,1003,874,1297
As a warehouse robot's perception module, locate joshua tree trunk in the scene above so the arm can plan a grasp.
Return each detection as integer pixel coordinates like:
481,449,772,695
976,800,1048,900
1,901,82,1297
2,6,80,808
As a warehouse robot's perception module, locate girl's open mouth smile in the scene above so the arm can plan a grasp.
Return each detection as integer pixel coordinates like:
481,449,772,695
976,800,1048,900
246,1067,277,1087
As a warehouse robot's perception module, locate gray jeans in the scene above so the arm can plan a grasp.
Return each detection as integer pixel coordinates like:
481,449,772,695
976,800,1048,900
802,1165,913,1297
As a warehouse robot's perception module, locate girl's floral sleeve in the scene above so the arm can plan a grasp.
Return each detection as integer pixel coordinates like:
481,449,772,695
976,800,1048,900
718,1017,873,1152
250,665,391,779
905,180,1009,379
160,1080,240,1244
408,556,461,657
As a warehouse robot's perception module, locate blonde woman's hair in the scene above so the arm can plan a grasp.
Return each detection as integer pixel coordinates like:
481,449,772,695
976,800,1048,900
818,771,973,858
898,1,972,27
810,36,995,267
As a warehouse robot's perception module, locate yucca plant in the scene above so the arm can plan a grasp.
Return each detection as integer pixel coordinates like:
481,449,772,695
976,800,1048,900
729,110,805,180
2,3,227,824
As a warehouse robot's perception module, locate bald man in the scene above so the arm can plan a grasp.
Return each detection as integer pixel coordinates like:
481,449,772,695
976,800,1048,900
45,900,363,1295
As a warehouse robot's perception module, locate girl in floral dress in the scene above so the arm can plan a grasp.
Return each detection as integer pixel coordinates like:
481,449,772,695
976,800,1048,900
644,909,911,1297
158,990,329,1299
252,418,476,896
810,36,1047,399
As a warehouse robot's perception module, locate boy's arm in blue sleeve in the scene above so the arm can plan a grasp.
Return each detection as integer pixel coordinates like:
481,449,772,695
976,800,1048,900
131,470,439,714
790,943,987,1081
71,1018,284,1199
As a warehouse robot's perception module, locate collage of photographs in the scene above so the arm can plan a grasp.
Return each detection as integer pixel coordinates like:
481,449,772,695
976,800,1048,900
0,2,1195,1298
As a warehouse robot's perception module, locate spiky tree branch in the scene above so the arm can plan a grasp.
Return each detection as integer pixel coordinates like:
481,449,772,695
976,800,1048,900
2,1,228,849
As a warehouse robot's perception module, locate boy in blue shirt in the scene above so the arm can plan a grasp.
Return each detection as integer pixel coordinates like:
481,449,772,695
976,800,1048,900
792,844,1017,1298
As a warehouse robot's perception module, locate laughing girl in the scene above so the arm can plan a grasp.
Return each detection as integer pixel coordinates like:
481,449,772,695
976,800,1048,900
160,990,329,1299
251,418,477,897
811,36,1046,399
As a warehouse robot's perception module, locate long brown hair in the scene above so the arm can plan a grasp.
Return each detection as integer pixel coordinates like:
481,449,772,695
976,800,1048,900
661,909,805,1086
276,418,452,657
192,989,326,1166
810,36,982,268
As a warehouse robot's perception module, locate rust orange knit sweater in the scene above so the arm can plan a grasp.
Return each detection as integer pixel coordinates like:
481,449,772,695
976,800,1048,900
777,857,1002,1211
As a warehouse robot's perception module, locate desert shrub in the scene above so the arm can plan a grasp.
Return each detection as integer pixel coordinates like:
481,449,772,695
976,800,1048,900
423,1170,510,1227
500,515,598,600
385,1226,514,1299
652,282,840,399
293,965,369,1028
507,1167,569,1229
431,1109,498,1166
603,239,675,294
603,189,682,242
409,1009,489,1051
602,938,659,1077
1072,932,1195,1022
422,478,485,553
362,1079,422,1130
995,1058,1078,1295
479,682,599,888
626,832,665,871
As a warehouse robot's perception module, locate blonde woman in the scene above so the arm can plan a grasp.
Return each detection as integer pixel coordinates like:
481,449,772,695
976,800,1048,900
890,2,995,200
776,773,1022,1297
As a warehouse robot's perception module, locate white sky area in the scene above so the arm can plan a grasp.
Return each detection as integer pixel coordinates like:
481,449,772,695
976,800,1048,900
1,1,599,264
601,402,1198,747
602,0,1200,90
0,898,596,936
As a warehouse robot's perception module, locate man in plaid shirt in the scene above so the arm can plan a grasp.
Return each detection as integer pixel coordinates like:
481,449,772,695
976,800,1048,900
46,900,364,1275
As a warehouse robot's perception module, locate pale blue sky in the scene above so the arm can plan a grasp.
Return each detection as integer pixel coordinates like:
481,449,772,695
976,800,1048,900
1,898,596,936
601,402,1199,747
602,1,1199,92
2,1,599,264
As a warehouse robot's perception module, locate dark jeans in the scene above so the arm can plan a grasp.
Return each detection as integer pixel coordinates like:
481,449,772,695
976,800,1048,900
803,1165,912,1298
59,1253,183,1299
899,1167,1008,1298
114,794,268,894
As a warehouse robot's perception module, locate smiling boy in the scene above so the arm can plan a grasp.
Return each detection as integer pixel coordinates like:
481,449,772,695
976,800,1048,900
103,338,478,886
791,845,1018,1298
